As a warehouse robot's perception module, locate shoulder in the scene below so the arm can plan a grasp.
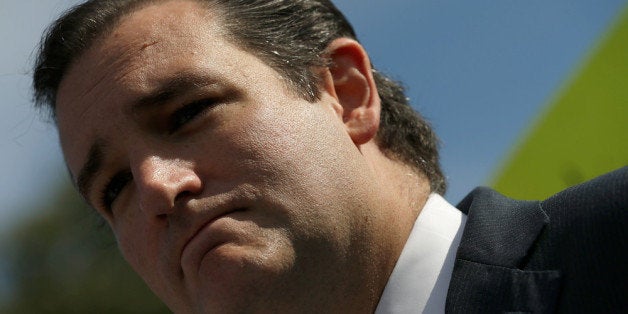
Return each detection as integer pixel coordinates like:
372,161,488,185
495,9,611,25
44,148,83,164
449,168,627,312
540,166,627,218
451,168,627,312
460,166,628,234
537,166,627,252
531,167,628,312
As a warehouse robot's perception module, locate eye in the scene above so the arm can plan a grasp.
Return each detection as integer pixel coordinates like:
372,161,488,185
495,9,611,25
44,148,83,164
100,171,133,211
169,98,217,133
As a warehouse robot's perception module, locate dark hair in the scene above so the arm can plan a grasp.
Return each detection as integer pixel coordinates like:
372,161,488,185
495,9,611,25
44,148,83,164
33,0,446,194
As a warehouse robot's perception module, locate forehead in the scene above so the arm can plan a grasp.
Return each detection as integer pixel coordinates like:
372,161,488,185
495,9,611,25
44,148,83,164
54,0,240,177
60,0,223,88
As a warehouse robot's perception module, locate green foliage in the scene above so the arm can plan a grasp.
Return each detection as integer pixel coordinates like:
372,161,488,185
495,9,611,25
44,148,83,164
491,6,628,199
1,180,169,313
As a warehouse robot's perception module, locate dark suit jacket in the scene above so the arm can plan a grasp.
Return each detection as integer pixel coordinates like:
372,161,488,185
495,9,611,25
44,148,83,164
446,167,627,313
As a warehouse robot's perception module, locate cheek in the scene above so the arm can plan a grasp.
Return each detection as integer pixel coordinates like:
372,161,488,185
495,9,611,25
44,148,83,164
110,209,161,276
113,222,177,297
239,105,359,228
234,103,346,171
114,224,150,269
251,109,356,195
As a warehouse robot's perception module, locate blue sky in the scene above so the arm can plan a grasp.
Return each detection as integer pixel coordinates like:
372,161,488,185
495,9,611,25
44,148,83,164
1,0,626,235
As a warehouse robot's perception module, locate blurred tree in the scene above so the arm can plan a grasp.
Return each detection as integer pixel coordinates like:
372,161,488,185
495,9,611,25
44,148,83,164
491,6,628,199
1,180,169,313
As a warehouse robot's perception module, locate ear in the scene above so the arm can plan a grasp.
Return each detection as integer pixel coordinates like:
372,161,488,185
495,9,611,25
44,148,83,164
322,38,381,145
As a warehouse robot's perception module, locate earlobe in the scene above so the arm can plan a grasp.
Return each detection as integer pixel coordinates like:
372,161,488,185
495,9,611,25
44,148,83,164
323,38,381,145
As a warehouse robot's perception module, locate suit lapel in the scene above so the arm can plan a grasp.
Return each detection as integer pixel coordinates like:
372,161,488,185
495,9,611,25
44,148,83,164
446,187,561,313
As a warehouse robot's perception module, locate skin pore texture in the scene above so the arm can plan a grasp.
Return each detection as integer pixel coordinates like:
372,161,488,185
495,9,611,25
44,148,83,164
55,1,430,313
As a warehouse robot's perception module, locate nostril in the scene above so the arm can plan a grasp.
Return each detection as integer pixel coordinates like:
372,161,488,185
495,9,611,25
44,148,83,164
175,190,192,202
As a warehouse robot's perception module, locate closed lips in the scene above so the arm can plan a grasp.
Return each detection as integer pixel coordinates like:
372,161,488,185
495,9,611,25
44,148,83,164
180,207,248,273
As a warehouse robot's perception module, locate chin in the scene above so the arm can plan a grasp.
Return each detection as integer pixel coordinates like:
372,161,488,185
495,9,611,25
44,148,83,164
191,240,297,310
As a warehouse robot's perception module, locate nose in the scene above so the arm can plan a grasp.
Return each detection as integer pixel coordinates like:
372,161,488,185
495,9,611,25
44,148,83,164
133,156,202,219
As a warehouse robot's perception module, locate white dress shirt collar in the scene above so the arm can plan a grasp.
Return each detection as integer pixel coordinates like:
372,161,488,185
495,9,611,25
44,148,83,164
375,193,467,313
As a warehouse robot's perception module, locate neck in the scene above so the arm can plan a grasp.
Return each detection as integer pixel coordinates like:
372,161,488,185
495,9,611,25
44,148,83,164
347,142,433,311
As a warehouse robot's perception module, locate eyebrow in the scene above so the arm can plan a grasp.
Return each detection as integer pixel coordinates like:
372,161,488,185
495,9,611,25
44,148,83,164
76,138,106,200
131,73,216,114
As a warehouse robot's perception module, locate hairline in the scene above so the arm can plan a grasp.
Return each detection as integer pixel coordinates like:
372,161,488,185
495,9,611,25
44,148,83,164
54,0,324,116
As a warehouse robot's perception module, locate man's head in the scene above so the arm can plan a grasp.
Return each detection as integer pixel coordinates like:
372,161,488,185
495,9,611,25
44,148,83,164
35,0,445,195
34,0,445,312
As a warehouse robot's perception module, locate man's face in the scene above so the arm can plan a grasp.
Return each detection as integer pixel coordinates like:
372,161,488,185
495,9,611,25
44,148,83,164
56,1,389,312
